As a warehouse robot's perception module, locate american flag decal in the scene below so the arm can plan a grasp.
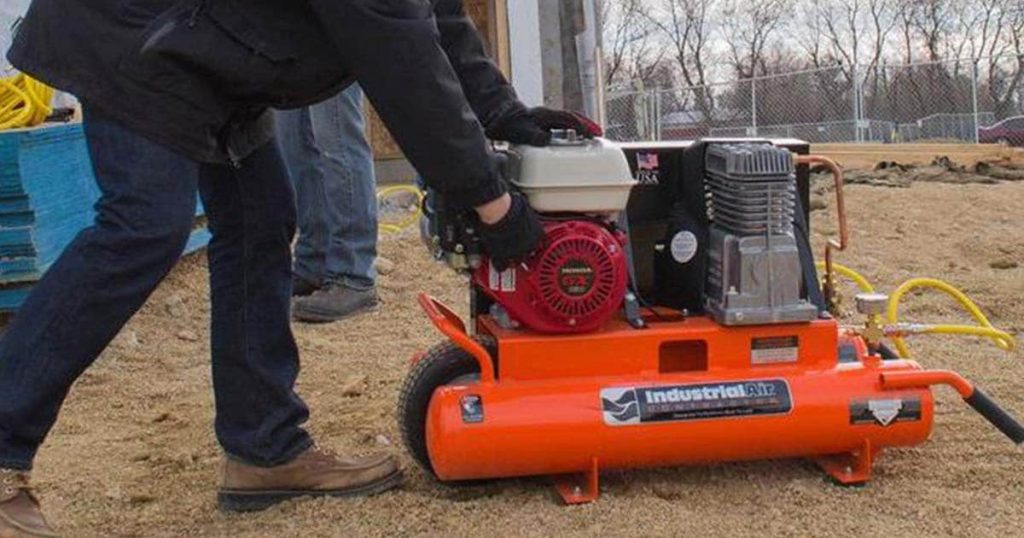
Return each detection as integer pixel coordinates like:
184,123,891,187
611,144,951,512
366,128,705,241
637,152,659,171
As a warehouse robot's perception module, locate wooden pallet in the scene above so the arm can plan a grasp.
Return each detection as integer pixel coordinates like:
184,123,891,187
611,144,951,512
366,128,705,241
0,123,209,311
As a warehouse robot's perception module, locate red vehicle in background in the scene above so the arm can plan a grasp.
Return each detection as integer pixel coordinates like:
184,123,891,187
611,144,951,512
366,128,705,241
979,116,1024,146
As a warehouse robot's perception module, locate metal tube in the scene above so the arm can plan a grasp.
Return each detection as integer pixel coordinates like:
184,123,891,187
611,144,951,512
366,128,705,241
882,370,1024,446
417,293,496,383
971,60,981,144
794,155,848,307
751,78,758,136
880,370,974,398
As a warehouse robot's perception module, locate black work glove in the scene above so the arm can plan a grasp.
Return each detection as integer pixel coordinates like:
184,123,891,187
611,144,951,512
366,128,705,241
485,106,604,147
478,192,545,270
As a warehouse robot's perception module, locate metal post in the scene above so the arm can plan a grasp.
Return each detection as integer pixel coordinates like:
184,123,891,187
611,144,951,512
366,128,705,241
971,59,981,144
851,64,861,143
590,0,607,128
654,90,663,141
642,90,654,141
635,90,646,141
751,77,758,137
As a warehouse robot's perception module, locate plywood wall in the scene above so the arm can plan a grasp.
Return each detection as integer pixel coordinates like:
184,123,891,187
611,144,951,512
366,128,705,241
367,0,503,161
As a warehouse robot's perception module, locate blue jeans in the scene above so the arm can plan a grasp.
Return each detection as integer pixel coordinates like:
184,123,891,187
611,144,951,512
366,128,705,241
0,107,312,470
275,85,378,291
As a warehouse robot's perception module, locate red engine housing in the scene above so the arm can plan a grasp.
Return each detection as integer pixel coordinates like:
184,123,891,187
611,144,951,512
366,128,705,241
473,220,629,334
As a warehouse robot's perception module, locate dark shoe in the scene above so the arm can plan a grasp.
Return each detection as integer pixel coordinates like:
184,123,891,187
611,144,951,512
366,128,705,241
292,284,378,323
217,446,404,512
292,274,321,297
0,469,59,538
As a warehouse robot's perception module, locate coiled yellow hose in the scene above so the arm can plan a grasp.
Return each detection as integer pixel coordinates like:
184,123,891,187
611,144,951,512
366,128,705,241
0,73,54,131
886,278,1015,358
377,184,423,234
816,261,1017,358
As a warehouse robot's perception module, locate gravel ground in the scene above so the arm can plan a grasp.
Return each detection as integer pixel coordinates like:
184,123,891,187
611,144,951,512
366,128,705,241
17,177,1024,537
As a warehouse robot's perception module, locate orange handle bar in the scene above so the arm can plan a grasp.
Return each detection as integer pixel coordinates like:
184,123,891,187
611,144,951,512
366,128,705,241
882,370,1024,446
880,370,974,398
417,293,496,384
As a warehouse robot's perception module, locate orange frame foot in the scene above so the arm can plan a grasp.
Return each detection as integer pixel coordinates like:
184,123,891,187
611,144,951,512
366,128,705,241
552,458,600,504
813,440,877,486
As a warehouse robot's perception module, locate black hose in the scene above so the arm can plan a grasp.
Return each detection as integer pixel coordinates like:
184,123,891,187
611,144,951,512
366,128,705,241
964,388,1024,446
877,343,899,361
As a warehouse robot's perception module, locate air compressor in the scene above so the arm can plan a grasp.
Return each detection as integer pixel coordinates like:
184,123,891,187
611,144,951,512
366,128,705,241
399,133,1022,504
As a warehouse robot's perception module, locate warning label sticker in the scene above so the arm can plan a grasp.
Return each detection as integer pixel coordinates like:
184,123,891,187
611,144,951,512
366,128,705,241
670,231,699,264
601,379,792,426
751,336,799,365
488,263,516,292
850,398,922,427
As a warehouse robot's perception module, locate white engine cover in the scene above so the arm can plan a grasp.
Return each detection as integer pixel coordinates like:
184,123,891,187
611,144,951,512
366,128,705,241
508,137,636,213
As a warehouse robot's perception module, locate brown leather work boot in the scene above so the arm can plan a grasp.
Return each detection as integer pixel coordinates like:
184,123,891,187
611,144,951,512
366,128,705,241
0,469,58,538
218,446,403,512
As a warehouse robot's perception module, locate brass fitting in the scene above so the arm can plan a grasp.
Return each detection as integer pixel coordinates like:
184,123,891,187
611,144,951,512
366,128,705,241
855,293,890,352
823,273,842,318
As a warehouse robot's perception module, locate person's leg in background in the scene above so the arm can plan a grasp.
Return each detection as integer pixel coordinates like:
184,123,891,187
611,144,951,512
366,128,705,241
290,85,380,323
273,108,329,297
0,106,201,536
201,140,401,512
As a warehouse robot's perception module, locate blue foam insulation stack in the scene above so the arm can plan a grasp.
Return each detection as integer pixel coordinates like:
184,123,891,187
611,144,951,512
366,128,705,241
0,123,210,311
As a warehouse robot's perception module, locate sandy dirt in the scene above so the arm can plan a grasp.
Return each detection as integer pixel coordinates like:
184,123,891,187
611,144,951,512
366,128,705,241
813,142,1024,170
15,169,1024,537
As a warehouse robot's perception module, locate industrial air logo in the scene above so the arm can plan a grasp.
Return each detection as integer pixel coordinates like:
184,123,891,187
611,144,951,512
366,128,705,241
601,380,793,426
601,388,640,425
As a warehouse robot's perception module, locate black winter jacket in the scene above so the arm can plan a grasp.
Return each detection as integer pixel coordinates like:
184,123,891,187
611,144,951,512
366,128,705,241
7,0,522,209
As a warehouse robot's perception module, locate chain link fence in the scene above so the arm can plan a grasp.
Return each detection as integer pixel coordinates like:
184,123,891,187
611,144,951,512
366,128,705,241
606,56,1024,145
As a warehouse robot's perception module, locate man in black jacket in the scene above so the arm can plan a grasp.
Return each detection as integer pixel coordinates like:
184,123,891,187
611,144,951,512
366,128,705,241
0,0,598,533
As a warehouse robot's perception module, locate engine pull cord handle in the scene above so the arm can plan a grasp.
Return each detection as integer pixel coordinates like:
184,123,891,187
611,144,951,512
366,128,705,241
794,155,848,312
881,371,1024,446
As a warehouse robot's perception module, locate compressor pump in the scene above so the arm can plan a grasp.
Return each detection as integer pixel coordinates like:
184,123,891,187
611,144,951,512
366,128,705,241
402,134,1022,504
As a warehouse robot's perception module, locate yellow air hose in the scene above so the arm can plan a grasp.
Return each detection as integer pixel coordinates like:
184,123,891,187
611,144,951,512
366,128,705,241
816,262,1017,358
377,184,424,234
0,73,54,131
818,261,876,294
886,278,1016,358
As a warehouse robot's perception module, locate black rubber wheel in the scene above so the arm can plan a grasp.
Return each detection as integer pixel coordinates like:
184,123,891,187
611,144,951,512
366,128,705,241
397,336,497,476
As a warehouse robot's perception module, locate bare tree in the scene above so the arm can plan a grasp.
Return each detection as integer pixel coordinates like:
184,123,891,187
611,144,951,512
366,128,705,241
721,0,792,79
806,0,898,83
598,0,666,89
979,2,1024,118
894,1,918,64
647,0,716,119
601,0,1024,137
795,5,829,68
900,0,1023,118
908,0,955,62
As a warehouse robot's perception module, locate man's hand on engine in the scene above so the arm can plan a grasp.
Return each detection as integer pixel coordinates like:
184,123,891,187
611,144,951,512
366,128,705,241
475,192,545,270
485,107,603,147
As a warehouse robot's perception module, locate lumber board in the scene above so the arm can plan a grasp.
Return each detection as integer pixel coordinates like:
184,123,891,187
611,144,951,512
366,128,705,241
0,123,210,311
